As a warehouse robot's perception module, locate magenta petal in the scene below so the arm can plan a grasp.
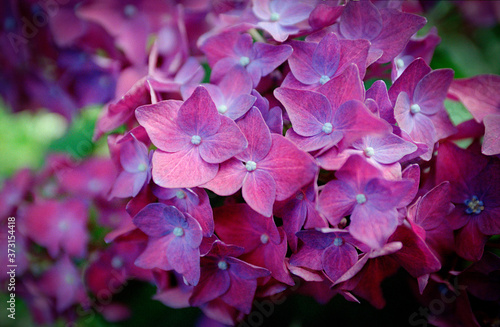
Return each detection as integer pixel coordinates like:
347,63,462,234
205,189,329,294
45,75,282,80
482,114,500,155
200,30,239,66
135,237,172,271
415,182,453,231
236,107,272,162
455,221,488,262
288,40,321,85
366,80,395,124
152,148,218,188
286,128,342,152
274,88,332,136
389,58,432,104
220,273,257,314
177,87,221,137
351,205,398,249
340,0,382,40
167,237,201,285
413,69,454,115
199,115,247,164
389,226,441,278
242,170,276,217
448,75,500,122
335,154,382,187
190,267,230,307
219,65,253,98
318,64,364,110
318,180,357,225
401,164,420,206
312,33,340,77
201,158,246,196
226,94,256,121
309,4,343,29
367,134,418,164
322,243,358,283
372,9,426,63
252,43,293,77
338,39,370,79
259,135,318,201
135,100,189,152
334,100,390,148
133,203,181,237
110,170,147,198
257,22,298,42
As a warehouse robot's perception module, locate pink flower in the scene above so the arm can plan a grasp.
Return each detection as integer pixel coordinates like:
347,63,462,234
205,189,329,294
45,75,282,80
136,86,248,188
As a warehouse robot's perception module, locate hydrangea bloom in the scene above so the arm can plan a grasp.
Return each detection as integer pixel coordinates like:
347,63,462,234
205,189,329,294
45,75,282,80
318,155,414,249
203,107,317,216
133,203,203,285
136,87,248,188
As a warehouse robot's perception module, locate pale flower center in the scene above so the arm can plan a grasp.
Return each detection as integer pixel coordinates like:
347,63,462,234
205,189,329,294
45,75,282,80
270,12,280,21
111,257,124,269
240,56,250,66
333,237,344,247
396,58,405,69
364,147,375,158
218,260,228,270
246,161,257,172
191,135,202,145
173,227,184,237
410,104,421,114
322,122,333,134
176,190,186,199
124,4,137,17
319,75,330,85
260,234,269,244
356,194,367,204
218,105,228,114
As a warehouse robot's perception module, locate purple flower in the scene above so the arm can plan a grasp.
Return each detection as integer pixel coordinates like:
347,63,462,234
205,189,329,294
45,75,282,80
317,155,414,249
252,0,313,42
389,58,455,160
275,65,390,153
337,0,426,64
391,27,441,81
448,74,500,155
291,228,360,284
133,203,203,285
274,180,328,251
200,31,292,86
316,133,418,179
182,66,256,120
189,240,270,314
19,199,89,258
39,256,87,312
136,86,248,188
108,132,151,198
202,107,317,217
252,90,283,134
153,186,214,237
285,32,370,89
436,142,500,261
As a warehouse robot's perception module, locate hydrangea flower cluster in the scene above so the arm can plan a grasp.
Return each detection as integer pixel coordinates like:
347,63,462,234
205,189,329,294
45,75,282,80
86,0,500,325
1,0,499,326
